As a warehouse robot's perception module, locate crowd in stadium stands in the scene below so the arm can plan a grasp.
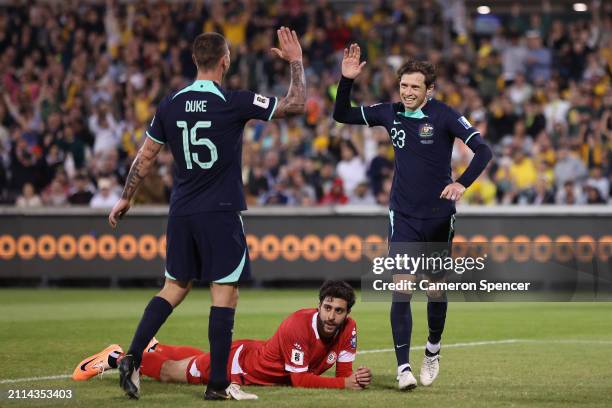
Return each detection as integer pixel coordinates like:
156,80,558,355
0,0,610,208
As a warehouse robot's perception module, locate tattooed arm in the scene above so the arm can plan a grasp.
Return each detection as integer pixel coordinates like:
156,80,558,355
270,26,306,118
108,137,163,228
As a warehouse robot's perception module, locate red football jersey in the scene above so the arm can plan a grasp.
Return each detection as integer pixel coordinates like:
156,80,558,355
236,308,357,386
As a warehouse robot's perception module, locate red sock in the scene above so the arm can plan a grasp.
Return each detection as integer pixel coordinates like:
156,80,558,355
140,352,169,380
154,344,205,361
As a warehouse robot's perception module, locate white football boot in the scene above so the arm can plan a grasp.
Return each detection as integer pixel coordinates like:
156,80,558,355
420,354,440,386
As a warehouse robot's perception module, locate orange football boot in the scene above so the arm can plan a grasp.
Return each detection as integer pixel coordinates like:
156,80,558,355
72,344,123,381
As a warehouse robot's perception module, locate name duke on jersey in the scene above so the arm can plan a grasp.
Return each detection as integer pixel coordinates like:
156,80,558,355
185,100,208,112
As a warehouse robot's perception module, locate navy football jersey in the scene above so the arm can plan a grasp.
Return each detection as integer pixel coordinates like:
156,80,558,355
360,99,486,218
146,80,277,216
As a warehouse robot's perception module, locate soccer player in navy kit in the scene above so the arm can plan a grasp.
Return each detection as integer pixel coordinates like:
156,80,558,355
333,44,492,390
108,28,305,401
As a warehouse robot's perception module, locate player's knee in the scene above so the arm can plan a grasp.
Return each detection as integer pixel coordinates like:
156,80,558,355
426,289,446,300
158,279,192,307
210,283,239,308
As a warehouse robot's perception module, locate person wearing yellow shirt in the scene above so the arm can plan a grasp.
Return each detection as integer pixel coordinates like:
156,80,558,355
509,149,537,190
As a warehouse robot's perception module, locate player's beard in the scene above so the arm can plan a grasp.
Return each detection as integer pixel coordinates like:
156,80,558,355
317,315,344,339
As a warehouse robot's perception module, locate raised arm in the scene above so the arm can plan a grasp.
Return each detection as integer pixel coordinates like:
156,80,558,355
270,27,306,118
333,44,368,124
108,137,163,227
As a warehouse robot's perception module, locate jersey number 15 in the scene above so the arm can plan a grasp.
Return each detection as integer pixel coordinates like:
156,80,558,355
177,121,218,170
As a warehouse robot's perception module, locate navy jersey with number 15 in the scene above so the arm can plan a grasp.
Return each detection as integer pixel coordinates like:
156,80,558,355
146,80,278,216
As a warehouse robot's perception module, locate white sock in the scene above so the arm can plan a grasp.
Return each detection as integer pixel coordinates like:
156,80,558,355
426,341,441,354
398,363,411,375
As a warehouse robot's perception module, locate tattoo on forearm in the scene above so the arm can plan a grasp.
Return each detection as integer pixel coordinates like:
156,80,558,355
121,141,159,200
277,60,306,116
121,156,144,200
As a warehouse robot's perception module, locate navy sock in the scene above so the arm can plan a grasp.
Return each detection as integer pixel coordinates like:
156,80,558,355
208,306,235,390
427,294,448,350
390,292,413,368
127,296,173,365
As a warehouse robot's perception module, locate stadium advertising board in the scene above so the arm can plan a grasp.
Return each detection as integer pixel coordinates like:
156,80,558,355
1,208,610,294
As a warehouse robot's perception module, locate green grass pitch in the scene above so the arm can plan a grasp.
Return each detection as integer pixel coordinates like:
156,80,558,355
1,289,611,407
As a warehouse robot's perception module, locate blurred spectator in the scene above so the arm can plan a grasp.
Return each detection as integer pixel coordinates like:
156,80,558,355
16,182,42,207
336,141,366,197
90,178,121,208
348,182,376,205
368,142,394,196
584,184,606,204
68,174,94,205
320,178,348,205
42,178,68,206
0,0,608,208
554,146,588,190
555,180,585,205
585,166,610,201
525,30,551,83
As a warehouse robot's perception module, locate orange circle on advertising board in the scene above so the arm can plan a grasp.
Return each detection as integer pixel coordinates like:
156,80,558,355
363,234,385,260
452,234,467,258
78,235,97,260
97,235,117,260
302,234,322,262
532,235,553,263
17,235,36,260
490,235,510,262
158,235,166,259
57,235,77,260
246,234,259,261
260,235,281,261
118,235,137,260
139,235,158,261
554,235,574,262
322,235,343,262
598,236,612,261
0,235,16,260
576,235,595,263
511,235,531,262
281,235,301,262
469,235,488,259
37,235,57,260
343,235,362,262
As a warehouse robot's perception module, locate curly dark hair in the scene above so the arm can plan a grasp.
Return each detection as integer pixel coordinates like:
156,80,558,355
318,280,356,311
397,60,437,88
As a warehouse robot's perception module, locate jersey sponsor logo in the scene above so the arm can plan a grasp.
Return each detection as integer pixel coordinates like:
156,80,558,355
253,94,270,109
419,123,435,144
351,329,357,349
291,348,305,365
326,351,337,364
458,116,472,129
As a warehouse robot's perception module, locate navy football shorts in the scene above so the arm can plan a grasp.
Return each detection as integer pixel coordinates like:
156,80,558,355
388,209,455,278
164,211,251,284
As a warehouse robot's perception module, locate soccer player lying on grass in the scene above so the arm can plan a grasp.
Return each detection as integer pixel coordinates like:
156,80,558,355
73,281,372,391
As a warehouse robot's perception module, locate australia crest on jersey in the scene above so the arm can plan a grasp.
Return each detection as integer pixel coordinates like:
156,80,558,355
326,351,337,364
419,123,435,144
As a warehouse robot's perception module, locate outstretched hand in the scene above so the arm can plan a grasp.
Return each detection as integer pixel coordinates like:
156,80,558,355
271,26,302,63
342,43,367,79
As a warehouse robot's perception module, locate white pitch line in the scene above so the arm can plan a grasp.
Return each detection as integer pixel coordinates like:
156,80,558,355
358,338,521,354
1,338,610,384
